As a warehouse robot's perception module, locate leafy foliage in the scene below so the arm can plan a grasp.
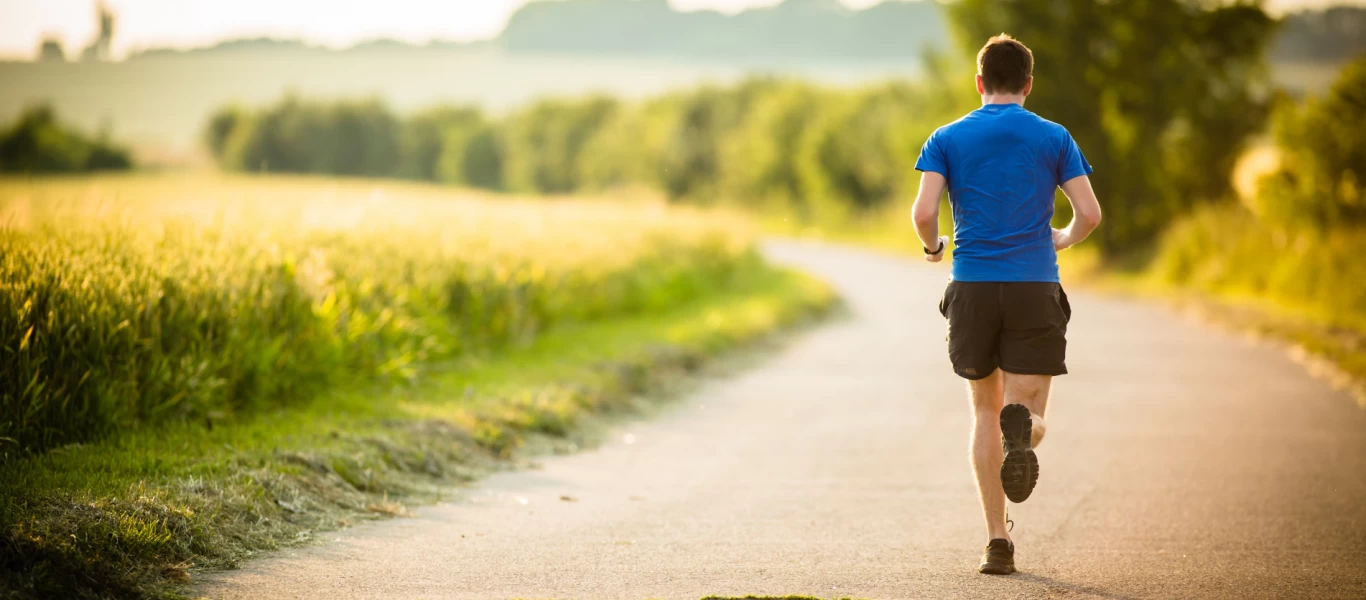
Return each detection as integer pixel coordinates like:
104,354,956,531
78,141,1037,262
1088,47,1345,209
1255,57,1366,227
0,106,133,173
215,97,400,176
948,0,1276,250
207,76,967,222
1151,59,1366,350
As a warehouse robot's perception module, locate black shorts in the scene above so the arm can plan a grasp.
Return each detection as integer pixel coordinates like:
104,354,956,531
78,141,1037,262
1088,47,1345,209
938,281,1071,380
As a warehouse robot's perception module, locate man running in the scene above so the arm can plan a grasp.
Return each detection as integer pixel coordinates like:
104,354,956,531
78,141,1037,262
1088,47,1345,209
909,34,1103,576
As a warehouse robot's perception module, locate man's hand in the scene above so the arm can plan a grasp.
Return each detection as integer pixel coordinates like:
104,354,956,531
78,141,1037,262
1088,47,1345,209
925,235,948,263
1052,227,1069,251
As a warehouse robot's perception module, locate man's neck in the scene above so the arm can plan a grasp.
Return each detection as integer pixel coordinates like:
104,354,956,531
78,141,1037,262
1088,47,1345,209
981,94,1026,106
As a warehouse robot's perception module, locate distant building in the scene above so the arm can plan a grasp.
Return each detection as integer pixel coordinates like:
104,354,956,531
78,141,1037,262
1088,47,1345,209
80,2,115,62
37,37,66,62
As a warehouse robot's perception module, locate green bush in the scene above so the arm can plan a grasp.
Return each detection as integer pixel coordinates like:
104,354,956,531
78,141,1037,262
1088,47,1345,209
500,96,620,194
205,79,966,218
0,105,133,173
400,107,488,182
1255,57,1366,227
216,97,401,176
1152,60,1366,333
1151,204,1366,331
203,105,246,161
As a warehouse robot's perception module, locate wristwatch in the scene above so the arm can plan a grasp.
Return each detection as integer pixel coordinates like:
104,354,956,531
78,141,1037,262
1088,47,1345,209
924,237,946,255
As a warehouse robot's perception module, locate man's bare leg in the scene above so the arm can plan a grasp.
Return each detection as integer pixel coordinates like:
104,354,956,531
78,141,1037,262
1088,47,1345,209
1004,373,1051,448
968,369,1010,542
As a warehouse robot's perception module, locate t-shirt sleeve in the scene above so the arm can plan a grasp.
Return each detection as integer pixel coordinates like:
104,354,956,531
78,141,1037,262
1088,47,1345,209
915,129,949,178
1058,131,1094,184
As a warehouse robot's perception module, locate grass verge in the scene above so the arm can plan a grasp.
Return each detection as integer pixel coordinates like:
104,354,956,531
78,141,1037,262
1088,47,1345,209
0,264,835,600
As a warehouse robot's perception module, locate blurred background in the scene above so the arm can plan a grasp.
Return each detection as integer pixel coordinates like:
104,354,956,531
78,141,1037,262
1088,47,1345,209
2,3,1364,597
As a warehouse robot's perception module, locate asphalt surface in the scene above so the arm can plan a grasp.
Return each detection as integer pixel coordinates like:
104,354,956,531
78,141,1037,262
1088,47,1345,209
198,240,1366,600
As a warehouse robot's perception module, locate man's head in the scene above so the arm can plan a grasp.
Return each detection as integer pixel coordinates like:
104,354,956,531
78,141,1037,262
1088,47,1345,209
976,34,1033,97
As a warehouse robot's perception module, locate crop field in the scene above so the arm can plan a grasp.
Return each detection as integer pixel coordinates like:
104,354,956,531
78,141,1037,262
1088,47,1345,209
0,174,760,454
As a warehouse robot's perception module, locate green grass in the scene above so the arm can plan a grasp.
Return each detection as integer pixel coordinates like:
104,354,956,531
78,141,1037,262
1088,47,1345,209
0,263,835,600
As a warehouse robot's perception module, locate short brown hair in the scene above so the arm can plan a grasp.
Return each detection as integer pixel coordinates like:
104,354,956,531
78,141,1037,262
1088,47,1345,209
976,34,1033,94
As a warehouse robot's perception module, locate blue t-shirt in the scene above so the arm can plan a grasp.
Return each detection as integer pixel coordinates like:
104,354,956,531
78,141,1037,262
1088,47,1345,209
915,103,1093,283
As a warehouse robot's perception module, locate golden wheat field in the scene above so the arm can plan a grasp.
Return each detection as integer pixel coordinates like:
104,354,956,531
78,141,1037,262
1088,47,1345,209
0,173,759,452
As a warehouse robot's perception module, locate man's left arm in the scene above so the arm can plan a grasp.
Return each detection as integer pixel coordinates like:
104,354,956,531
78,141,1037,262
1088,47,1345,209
912,171,949,263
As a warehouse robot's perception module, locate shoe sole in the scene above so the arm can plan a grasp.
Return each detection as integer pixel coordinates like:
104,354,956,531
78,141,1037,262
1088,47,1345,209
1000,404,1038,503
979,563,1017,575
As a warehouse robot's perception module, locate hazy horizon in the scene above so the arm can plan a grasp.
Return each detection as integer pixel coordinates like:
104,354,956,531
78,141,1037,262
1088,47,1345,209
3,0,1361,61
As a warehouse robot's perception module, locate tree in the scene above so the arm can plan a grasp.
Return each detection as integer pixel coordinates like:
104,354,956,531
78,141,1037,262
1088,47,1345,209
0,105,132,173
36,37,65,62
400,107,486,181
203,106,247,160
1256,58,1366,227
81,2,116,62
500,97,621,194
948,0,1276,251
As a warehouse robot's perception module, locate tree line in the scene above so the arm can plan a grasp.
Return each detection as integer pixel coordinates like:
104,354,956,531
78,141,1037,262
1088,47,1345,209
204,76,971,217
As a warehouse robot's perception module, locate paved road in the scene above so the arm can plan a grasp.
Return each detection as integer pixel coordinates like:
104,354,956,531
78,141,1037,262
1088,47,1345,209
199,241,1366,599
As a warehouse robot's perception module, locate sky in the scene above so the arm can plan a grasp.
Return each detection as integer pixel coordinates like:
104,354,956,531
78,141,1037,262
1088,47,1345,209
1,0,1360,60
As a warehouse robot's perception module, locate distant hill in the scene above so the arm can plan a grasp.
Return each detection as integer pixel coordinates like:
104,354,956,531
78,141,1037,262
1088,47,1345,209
114,2,1364,66
498,0,949,61
119,0,949,64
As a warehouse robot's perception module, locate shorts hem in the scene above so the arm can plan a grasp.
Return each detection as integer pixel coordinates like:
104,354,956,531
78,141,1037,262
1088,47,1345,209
954,367,997,381
999,363,1067,377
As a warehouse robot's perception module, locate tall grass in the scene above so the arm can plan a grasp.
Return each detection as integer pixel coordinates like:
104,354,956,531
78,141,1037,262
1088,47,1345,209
0,174,754,454
1149,203,1366,332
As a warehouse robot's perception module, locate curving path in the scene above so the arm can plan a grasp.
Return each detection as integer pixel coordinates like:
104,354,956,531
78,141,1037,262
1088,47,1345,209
199,240,1366,600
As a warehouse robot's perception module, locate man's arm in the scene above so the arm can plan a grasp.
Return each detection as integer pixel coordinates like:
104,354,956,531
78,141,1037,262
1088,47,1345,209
912,171,949,263
1054,175,1102,251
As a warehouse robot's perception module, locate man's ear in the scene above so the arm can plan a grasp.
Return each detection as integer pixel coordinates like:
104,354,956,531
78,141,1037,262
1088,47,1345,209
1022,76,1033,97
975,75,986,95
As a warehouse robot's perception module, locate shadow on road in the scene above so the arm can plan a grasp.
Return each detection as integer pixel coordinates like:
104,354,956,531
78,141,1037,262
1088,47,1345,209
1013,573,1140,600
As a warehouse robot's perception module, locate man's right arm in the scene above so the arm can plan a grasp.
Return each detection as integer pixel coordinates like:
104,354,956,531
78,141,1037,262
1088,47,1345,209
1054,175,1102,251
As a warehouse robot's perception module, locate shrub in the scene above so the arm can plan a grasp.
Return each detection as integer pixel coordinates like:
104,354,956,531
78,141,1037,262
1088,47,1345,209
1254,57,1366,227
217,97,401,176
0,105,133,173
